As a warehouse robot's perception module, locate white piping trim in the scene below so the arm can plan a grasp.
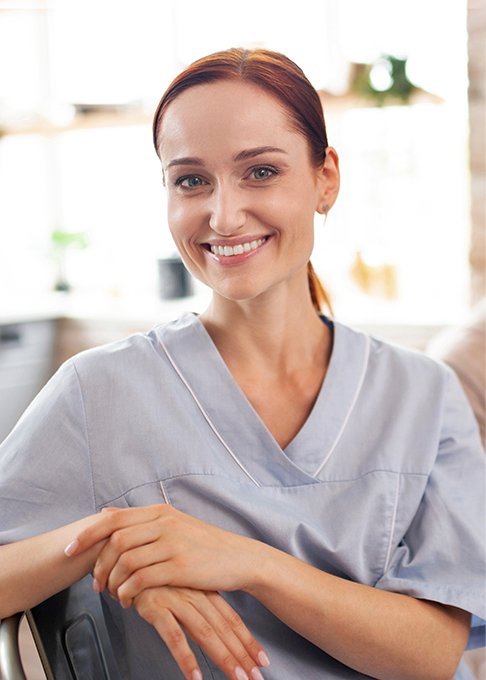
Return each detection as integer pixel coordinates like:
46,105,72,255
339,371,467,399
156,332,261,487
384,473,400,574
313,334,371,478
160,480,171,504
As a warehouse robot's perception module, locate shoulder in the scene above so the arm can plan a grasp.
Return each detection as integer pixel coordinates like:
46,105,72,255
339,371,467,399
69,312,200,380
333,319,451,393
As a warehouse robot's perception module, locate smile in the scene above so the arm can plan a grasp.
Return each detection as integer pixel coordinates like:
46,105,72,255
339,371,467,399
209,237,267,257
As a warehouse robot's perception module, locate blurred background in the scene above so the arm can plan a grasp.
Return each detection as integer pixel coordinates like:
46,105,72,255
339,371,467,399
0,0,483,323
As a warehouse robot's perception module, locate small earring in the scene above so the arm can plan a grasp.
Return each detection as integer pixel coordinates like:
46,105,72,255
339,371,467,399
322,204,329,214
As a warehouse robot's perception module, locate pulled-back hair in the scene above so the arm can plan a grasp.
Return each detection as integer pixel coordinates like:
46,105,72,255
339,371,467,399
153,48,332,313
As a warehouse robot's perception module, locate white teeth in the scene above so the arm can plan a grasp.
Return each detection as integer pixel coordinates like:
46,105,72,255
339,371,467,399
210,238,266,257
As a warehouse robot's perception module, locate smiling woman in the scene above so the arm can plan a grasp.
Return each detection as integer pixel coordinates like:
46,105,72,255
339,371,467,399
153,48,336,312
0,48,484,680
156,76,338,310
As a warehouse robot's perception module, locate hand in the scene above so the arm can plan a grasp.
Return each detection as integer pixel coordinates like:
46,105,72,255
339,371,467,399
64,505,265,606
133,586,269,680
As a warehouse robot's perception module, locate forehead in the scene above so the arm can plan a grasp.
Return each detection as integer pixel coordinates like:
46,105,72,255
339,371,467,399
158,80,302,161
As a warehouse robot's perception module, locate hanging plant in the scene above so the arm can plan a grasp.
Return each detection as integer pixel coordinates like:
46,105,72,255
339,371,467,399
351,54,417,106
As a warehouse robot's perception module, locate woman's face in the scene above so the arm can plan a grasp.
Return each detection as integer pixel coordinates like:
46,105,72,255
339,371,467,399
159,79,338,303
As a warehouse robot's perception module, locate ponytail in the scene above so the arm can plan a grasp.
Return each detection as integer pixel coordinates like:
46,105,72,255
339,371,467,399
307,261,332,314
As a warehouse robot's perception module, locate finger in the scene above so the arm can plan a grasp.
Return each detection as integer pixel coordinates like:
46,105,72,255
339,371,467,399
64,505,165,556
94,522,166,592
192,592,267,679
136,593,203,680
139,588,262,680
117,562,174,607
207,592,270,669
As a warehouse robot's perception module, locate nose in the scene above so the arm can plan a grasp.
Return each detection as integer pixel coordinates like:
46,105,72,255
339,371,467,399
208,184,246,236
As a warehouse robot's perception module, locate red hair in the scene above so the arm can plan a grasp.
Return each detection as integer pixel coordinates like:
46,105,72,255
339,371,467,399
153,48,332,314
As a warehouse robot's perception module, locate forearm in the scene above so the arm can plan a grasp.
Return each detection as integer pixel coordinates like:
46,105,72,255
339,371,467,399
247,544,470,680
0,517,106,620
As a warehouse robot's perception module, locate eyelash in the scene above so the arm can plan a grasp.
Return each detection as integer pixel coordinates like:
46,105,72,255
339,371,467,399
249,165,278,180
174,175,206,188
173,164,279,189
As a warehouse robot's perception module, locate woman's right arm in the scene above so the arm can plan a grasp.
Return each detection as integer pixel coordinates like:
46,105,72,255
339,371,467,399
0,515,107,620
0,518,268,680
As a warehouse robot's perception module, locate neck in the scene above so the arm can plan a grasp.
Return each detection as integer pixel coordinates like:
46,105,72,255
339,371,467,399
199,270,332,377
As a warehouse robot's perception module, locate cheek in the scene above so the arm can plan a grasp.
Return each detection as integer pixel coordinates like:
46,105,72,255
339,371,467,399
167,201,197,245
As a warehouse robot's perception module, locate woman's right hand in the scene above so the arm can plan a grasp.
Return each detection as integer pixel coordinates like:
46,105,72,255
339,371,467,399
133,586,269,680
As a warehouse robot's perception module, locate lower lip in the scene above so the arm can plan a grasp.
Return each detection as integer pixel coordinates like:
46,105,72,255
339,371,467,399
204,238,270,266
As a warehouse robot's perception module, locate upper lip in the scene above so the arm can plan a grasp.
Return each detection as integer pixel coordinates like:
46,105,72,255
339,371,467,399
202,235,270,248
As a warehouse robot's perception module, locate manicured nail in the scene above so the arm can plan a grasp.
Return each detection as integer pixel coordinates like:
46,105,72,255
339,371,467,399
64,539,79,556
234,668,249,680
92,579,100,593
250,668,264,680
257,651,270,668
191,671,203,680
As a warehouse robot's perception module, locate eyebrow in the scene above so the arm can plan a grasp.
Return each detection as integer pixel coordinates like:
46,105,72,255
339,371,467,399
165,146,288,170
166,157,203,169
233,146,288,161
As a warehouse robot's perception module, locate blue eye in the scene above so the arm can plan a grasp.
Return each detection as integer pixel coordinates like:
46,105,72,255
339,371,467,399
176,176,206,188
251,166,276,180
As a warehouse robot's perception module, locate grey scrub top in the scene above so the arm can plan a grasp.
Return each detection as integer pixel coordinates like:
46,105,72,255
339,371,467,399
0,312,484,680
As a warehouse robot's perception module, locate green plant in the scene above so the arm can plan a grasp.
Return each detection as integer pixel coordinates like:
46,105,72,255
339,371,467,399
50,226,89,291
352,54,416,106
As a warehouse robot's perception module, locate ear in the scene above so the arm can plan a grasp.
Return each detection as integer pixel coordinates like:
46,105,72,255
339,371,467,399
315,147,340,214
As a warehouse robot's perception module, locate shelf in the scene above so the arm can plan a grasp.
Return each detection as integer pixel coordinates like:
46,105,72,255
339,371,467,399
318,87,444,114
0,108,154,137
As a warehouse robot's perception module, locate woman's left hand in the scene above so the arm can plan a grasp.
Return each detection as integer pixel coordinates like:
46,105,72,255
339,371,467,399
65,504,265,608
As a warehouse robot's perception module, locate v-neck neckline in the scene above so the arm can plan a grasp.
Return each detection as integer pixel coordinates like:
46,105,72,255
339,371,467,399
154,313,370,486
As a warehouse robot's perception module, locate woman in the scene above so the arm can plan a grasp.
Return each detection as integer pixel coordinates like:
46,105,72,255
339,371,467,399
0,49,484,680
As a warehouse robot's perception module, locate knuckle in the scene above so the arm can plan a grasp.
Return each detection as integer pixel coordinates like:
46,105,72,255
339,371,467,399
245,637,262,654
226,608,243,628
219,652,235,669
215,618,232,638
118,552,134,571
106,509,122,526
136,593,164,623
137,600,155,622
197,622,216,642
179,650,197,669
110,531,127,551
166,626,186,648
132,570,148,589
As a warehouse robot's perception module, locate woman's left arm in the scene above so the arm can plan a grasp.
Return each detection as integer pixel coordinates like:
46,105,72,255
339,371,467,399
67,504,470,680
246,542,470,680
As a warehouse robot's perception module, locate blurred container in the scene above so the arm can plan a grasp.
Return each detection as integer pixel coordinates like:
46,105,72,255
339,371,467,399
157,257,193,299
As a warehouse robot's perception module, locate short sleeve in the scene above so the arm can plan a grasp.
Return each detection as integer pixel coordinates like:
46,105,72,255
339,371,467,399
0,359,96,544
375,368,486,650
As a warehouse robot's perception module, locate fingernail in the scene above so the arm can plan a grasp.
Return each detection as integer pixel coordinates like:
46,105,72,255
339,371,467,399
92,579,100,593
251,668,264,680
64,539,79,556
191,671,203,680
235,668,249,680
257,651,270,668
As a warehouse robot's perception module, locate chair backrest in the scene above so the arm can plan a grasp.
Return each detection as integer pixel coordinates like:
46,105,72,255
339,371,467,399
0,575,122,680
